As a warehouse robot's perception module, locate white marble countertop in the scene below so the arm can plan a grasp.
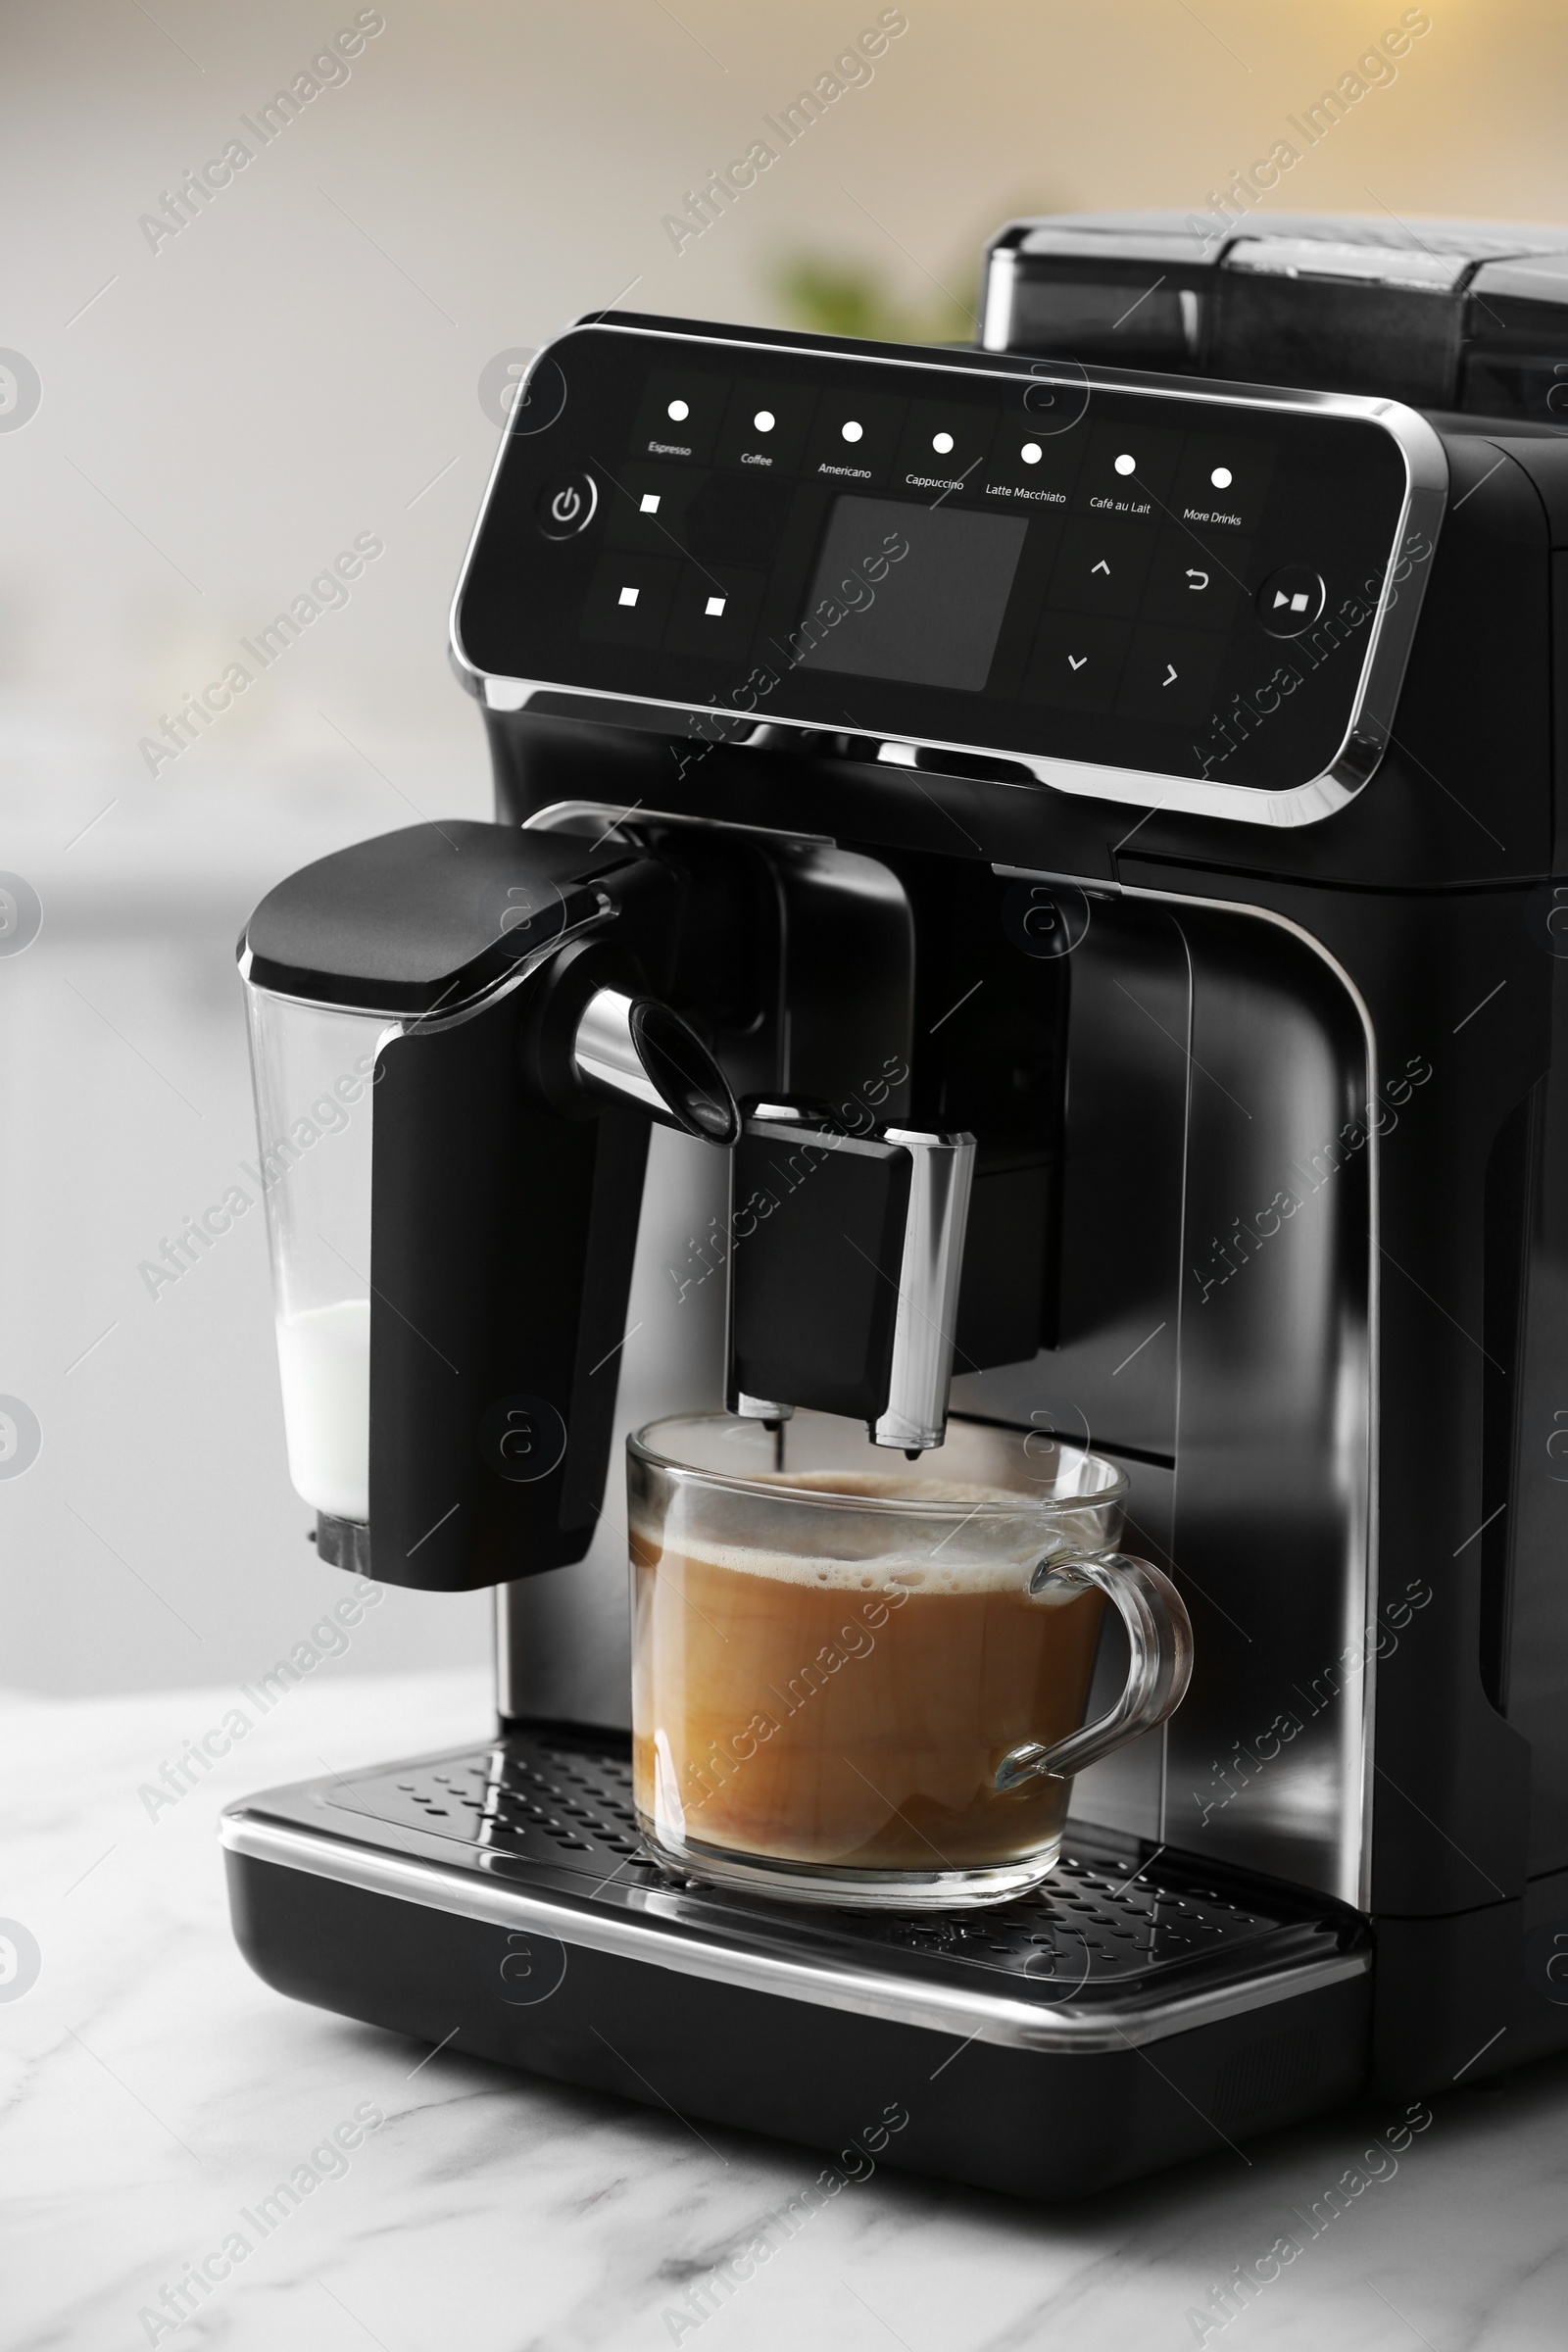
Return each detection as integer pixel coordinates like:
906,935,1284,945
6,1670,1568,2352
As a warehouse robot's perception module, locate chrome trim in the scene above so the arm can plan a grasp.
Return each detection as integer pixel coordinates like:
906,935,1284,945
449,319,1449,829
573,985,665,1117
1178,289,1201,358
955,863,1379,1908
494,1583,522,1724
572,983,740,1145
1114,879,1380,1914
981,242,1018,351
874,1129,976,1449
220,1807,1368,2053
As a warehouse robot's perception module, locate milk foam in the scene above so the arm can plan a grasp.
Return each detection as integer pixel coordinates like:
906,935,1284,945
646,1537,1042,1595
633,1469,1114,1593
751,1471,1029,1505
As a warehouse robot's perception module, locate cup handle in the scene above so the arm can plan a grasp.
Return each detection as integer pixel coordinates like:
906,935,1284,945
995,1549,1194,1792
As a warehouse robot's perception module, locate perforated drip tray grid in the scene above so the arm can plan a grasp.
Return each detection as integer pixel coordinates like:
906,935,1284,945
256,1723,1369,2017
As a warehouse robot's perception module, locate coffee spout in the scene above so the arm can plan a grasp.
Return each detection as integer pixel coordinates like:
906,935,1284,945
724,1111,975,1452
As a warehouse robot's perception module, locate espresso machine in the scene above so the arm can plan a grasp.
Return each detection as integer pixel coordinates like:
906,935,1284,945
223,212,1568,2199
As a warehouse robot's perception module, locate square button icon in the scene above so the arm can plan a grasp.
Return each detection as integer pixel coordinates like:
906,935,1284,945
663,563,766,659
603,463,706,554
581,552,679,646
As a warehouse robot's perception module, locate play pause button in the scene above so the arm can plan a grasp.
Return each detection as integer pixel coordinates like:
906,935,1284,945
1256,564,1326,637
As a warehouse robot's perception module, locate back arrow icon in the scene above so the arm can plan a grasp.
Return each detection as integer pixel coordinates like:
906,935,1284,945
1185,567,1208,590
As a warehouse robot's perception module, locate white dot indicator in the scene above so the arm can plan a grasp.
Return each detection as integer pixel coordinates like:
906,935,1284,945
667,399,689,421
932,430,955,455
1113,452,1137,477
841,419,863,443
1211,465,1233,489
1021,442,1042,466
705,595,727,617
753,409,775,432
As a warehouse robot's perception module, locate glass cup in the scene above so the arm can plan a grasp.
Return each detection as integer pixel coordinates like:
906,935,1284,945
628,1410,1193,1909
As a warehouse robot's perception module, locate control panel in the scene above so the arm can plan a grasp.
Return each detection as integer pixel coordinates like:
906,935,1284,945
454,316,1446,819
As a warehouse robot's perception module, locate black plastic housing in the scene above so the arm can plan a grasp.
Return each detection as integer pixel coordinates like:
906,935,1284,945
983,211,1568,420
728,1117,910,1420
368,984,652,1589
227,1848,1371,2202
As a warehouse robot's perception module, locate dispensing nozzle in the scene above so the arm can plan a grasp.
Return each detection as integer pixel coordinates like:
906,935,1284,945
725,1110,975,1451
571,987,739,1147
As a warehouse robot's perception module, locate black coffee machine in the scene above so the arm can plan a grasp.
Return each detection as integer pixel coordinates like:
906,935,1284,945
223,212,1568,2199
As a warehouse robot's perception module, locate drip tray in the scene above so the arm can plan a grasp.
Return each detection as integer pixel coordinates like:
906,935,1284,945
224,1723,1369,2052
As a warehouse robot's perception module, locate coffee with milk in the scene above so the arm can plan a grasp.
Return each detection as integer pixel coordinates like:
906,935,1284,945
631,1471,1106,1874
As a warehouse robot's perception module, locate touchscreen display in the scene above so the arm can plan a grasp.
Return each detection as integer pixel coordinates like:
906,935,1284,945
798,499,1027,692
456,321,1416,795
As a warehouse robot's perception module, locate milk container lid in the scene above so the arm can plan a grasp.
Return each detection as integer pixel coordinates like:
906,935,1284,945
239,819,635,1016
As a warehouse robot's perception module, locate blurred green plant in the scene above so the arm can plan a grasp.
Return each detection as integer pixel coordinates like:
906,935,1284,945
766,250,978,346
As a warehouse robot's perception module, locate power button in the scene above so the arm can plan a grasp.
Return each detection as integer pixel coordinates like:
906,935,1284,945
536,473,598,540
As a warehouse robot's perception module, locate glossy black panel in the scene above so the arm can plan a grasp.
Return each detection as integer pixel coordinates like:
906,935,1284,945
1161,906,1372,1900
456,319,1414,794
728,1121,910,1420
952,896,1190,1460
1500,953,1568,1873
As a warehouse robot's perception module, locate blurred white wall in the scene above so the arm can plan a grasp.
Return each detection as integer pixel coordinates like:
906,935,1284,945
4,0,1567,1693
